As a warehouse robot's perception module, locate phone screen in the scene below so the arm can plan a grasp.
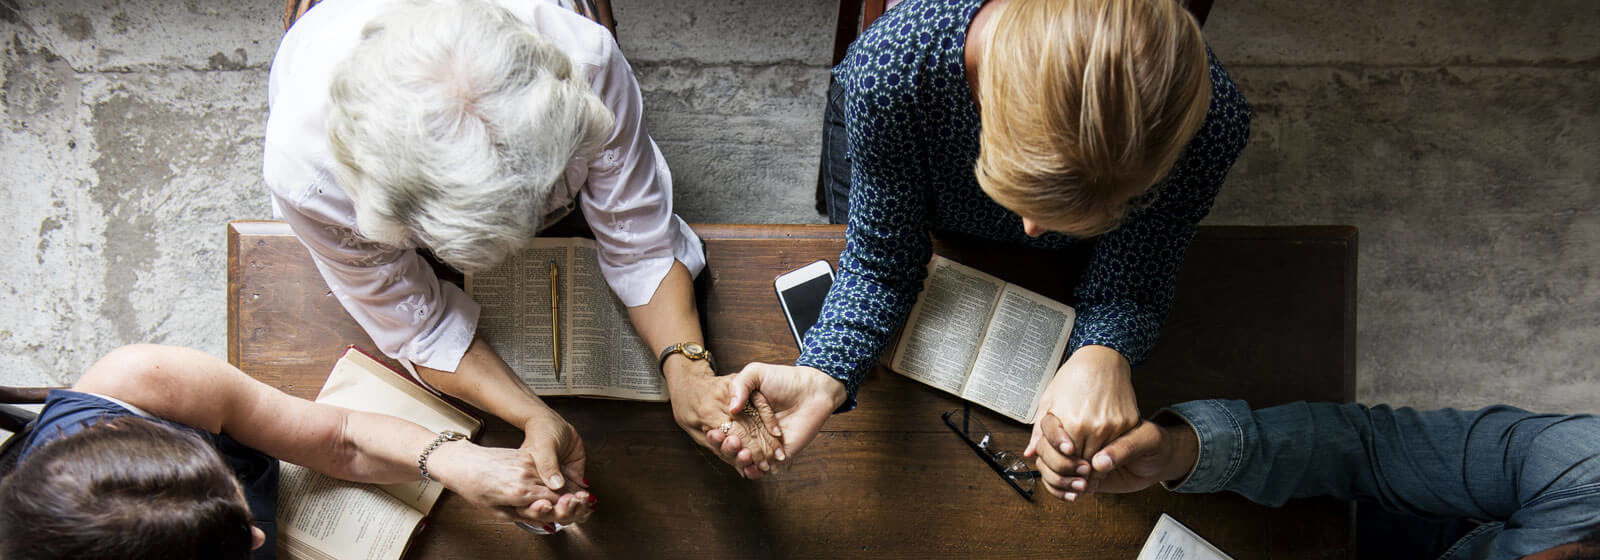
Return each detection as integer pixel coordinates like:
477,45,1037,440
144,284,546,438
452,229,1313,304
781,274,833,345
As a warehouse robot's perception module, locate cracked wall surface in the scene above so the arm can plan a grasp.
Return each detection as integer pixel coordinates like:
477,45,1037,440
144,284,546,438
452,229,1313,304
1,0,1596,414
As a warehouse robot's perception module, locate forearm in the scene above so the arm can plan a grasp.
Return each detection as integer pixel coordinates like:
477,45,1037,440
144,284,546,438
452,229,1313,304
1065,301,1163,367
624,261,714,382
795,247,926,408
1165,400,1526,520
308,408,444,484
417,337,553,430
72,345,456,485
1068,208,1204,366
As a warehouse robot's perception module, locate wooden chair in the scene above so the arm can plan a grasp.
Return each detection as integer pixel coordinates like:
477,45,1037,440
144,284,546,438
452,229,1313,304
0,387,54,480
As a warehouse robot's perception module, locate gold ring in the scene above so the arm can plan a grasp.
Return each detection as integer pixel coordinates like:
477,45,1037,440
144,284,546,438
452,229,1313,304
742,404,759,417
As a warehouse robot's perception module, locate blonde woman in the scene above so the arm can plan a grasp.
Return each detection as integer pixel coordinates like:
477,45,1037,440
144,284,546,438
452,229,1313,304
724,0,1250,493
265,0,780,484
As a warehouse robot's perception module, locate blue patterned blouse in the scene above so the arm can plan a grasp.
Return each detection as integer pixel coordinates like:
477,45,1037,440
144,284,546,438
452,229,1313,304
796,0,1252,411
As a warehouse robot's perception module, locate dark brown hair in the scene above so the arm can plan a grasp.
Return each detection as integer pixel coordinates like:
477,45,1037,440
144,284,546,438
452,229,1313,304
0,416,255,560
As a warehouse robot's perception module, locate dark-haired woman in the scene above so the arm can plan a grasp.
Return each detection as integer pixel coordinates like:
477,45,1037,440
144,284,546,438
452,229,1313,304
0,345,594,560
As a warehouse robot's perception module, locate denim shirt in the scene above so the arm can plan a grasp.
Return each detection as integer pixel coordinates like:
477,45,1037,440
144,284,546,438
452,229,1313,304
1166,399,1600,559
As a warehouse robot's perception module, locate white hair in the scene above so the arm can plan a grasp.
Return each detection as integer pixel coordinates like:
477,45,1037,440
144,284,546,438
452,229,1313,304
328,0,613,272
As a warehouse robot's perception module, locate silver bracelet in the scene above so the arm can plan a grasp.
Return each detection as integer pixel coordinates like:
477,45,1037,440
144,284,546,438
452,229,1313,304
418,430,467,482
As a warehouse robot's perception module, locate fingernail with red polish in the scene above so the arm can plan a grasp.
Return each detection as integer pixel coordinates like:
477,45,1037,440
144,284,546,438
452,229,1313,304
581,477,590,487
587,495,597,505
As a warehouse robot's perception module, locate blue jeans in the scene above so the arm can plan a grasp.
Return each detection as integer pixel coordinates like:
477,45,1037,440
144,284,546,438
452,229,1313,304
1166,400,1600,559
819,79,851,225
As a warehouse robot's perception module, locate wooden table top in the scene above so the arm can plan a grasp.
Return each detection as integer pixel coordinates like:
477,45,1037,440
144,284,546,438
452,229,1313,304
229,221,1356,559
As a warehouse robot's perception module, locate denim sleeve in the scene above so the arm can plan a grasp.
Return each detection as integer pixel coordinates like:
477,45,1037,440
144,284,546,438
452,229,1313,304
1066,49,1249,365
1165,399,1600,558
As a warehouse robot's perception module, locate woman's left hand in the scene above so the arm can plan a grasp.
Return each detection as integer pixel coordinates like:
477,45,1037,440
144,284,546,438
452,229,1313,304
429,439,593,525
1024,345,1140,500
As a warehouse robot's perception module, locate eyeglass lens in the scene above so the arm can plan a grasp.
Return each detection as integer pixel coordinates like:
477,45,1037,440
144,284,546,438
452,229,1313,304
957,411,1037,490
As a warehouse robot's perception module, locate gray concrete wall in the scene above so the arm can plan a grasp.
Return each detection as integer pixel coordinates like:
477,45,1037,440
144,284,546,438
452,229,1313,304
1204,0,1600,412
1,1,1596,414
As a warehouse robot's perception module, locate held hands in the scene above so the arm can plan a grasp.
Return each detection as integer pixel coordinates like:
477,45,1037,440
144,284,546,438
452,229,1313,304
716,363,847,478
1024,345,1141,501
1031,416,1200,498
664,359,785,478
426,429,594,526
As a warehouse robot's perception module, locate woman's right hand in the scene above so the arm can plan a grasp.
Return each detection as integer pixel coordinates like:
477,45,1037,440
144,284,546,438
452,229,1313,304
428,439,595,525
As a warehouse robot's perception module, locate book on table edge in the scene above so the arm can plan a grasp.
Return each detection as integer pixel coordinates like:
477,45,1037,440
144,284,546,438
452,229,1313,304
275,347,484,560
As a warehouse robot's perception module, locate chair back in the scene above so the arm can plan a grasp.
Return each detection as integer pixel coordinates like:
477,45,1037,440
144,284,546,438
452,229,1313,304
285,0,618,36
0,403,39,483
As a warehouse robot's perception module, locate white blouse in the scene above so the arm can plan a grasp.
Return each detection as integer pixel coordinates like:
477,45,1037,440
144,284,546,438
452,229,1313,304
263,0,705,374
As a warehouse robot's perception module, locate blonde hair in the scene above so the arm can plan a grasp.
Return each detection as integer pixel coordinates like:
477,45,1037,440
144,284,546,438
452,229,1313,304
328,0,613,273
975,0,1211,237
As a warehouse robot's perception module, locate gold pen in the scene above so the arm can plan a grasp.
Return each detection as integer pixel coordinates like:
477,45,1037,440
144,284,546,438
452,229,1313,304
550,260,561,381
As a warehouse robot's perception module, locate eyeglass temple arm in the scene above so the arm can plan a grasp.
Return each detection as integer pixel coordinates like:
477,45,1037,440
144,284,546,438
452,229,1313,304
942,408,1035,499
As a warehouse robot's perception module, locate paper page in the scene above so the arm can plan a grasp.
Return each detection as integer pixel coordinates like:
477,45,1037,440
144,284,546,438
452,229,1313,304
890,256,1004,395
276,463,424,560
314,349,480,512
962,284,1076,422
1136,514,1234,560
467,240,572,395
567,243,666,401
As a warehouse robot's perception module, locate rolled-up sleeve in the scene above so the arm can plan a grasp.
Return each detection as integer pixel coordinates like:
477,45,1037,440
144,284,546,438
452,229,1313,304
1066,50,1251,365
275,192,478,373
578,34,705,307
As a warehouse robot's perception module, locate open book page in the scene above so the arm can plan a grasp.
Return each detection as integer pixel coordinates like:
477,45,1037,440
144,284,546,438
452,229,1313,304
276,463,424,560
890,256,1004,395
314,348,482,511
1136,514,1234,560
961,284,1076,422
567,243,665,401
467,239,664,401
468,240,570,395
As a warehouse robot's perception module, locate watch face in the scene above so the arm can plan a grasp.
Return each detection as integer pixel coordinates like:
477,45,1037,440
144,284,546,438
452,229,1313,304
683,342,705,357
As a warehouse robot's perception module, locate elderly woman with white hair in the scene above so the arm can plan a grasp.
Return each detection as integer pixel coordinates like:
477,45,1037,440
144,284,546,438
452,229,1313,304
263,0,779,492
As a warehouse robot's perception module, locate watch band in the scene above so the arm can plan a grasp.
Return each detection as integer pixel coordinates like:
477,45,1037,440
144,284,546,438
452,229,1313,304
658,342,718,375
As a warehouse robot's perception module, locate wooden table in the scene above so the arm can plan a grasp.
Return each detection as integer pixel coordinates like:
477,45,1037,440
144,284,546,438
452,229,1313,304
229,221,1356,559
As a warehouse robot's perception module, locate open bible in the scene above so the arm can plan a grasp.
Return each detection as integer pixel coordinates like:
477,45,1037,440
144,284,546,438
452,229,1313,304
466,238,666,401
276,347,483,560
890,255,1076,423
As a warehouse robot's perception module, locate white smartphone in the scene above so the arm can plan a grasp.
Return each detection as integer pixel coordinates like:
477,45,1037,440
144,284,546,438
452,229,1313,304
774,260,835,348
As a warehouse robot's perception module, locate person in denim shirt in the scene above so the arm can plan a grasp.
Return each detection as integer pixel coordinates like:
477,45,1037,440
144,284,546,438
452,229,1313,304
1033,399,1600,558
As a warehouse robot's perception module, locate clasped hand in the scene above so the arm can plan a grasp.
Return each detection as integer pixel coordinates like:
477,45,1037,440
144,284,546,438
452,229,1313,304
426,408,594,527
1025,345,1142,501
665,360,788,479
690,362,846,479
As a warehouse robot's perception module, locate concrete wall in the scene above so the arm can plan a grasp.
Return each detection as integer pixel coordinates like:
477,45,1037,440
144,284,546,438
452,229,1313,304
1204,0,1600,412
1,0,1596,414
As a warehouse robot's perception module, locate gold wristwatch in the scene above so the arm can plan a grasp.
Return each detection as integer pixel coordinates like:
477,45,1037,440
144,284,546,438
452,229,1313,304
658,342,718,375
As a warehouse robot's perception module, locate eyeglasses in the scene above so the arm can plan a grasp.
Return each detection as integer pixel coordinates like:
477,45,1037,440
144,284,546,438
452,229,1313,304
943,404,1040,499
